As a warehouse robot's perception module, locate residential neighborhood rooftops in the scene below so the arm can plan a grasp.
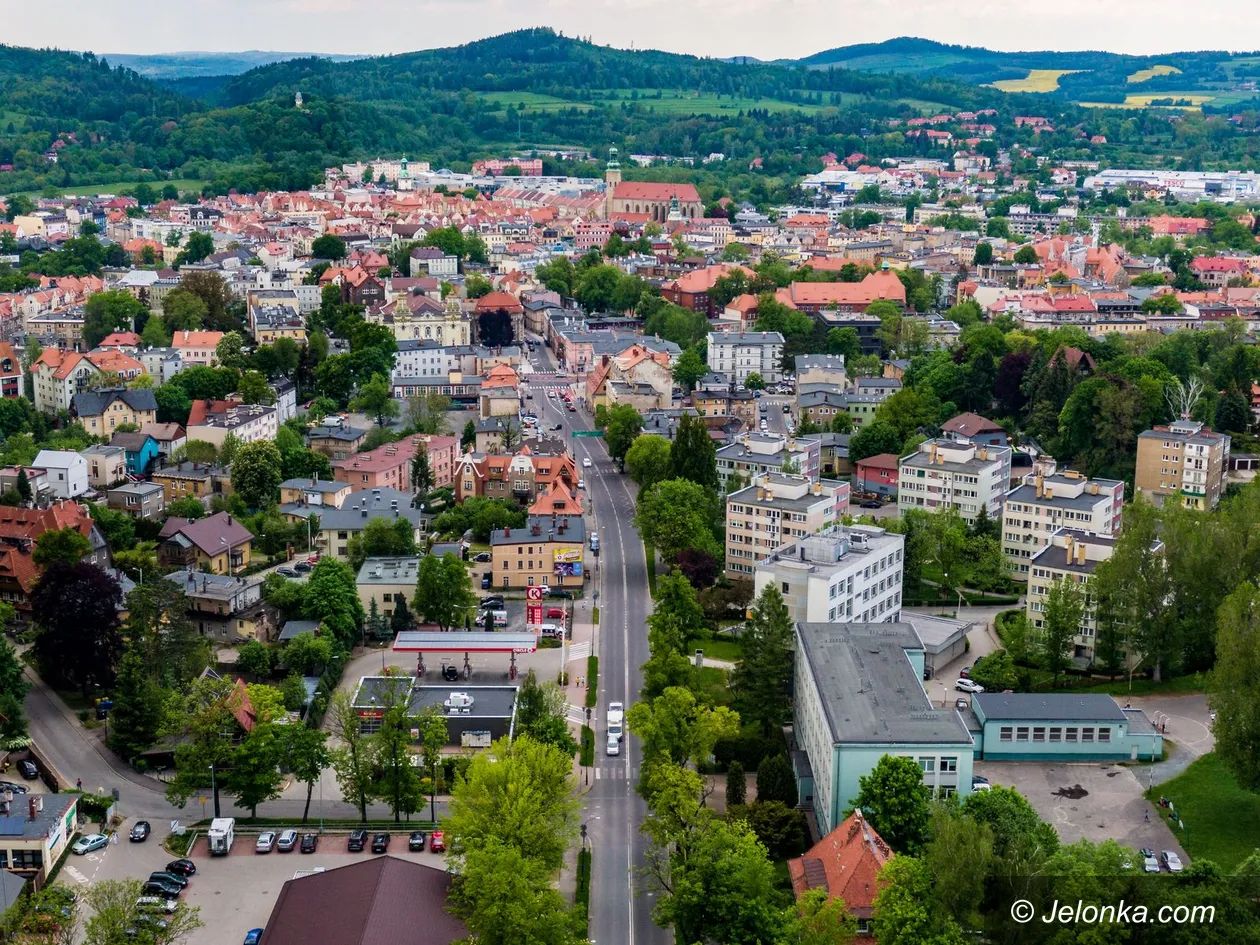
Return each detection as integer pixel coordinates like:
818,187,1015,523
0,793,77,841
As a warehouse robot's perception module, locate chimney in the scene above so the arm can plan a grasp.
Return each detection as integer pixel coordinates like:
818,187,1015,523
503,526,511,537
1035,474,1044,499
1077,542,1087,565
1064,535,1075,562
812,481,822,495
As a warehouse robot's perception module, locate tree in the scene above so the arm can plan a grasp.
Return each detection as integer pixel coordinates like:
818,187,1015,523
625,434,672,492
413,553,476,630
1216,387,1251,434
848,419,904,463
1142,292,1183,315
31,563,122,697
514,670,578,756
732,585,794,735
81,879,203,945
726,760,746,807
284,724,330,824
973,241,994,266
310,234,347,260
668,412,718,491
235,369,275,406
922,803,993,928
175,231,214,266
452,841,582,945
461,419,477,450
279,632,333,676
82,289,145,349
162,288,208,331
32,527,91,569
15,467,31,502
871,856,969,945
1039,576,1083,682
961,785,1059,877
628,686,739,773
1013,244,1038,265
754,753,797,806
230,440,283,508
1212,581,1260,789
604,404,643,467
414,705,448,821
328,690,374,822
235,640,274,678
635,478,721,563
154,383,192,424
346,517,417,571
849,754,931,853
446,735,578,870
162,675,240,811
405,391,451,435
781,888,858,945
303,558,364,650
0,628,27,741
411,445,434,496
969,649,1019,692
373,691,424,823
351,373,399,426
744,372,765,391
178,271,235,331
672,346,708,392
227,722,287,817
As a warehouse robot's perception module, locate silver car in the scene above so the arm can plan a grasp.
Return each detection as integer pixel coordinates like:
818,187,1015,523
256,831,276,853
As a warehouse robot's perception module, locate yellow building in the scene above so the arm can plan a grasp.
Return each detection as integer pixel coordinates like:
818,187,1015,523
489,518,585,591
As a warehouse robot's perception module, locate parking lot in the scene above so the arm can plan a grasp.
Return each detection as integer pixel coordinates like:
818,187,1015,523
973,759,1185,862
59,819,452,944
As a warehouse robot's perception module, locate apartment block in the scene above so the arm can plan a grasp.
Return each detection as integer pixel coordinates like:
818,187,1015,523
1134,419,1230,511
1025,528,1160,667
1002,471,1124,579
717,432,820,486
753,526,904,625
897,437,1012,523
724,473,851,579
707,331,785,385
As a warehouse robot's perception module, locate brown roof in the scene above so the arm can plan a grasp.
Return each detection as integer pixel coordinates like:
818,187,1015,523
941,412,1004,437
856,452,900,470
787,810,893,919
261,856,467,945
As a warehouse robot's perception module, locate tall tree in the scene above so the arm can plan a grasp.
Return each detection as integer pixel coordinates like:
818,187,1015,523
373,692,424,823
82,289,146,349
624,434,672,492
31,563,122,697
1039,576,1083,683
230,440,283,508
627,686,739,775
413,553,477,630
303,557,364,650
603,404,643,468
871,856,969,945
227,721,287,817
514,670,578,756
328,690,374,822
415,705,448,822
32,527,91,569
452,841,582,945
849,754,931,854
634,479,721,563
1212,581,1260,790
411,444,434,496
668,412,718,491
732,584,795,734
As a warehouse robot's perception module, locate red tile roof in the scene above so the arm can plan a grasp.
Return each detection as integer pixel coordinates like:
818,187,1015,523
787,810,893,919
612,181,701,203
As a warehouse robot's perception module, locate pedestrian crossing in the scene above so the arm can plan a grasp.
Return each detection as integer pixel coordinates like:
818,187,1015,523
568,641,592,661
566,704,588,724
593,765,638,781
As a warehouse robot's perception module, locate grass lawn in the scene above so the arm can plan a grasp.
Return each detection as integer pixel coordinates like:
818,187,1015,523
15,178,207,198
479,92,596,112
685,634,742,663
693,666,733,708
1059,673,1207,696
1127,64,1182,83
1146,753,1259,870
988,69,1083,93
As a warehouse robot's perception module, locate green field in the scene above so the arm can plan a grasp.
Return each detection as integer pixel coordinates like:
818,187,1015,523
988,69,1084,93
1127,64,1182,83
481,88,839,116
479,92,596,112
15,178,207,198
1147,752,1260,871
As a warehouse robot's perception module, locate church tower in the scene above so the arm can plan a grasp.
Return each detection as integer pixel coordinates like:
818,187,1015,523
604,146,621,219
294,89,303,109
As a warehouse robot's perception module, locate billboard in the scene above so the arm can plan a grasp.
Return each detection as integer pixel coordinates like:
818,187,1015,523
554,548,582,563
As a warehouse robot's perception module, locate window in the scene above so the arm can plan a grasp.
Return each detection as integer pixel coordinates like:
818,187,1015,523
940,757,957,773
1048,727,1062,742
1081,728,1095,743
11,849,42,870
1097,728,1111,742
782,582,789,594
1016,726,1029,741
1032,727,1046,742
919,757,935,773
1065,727,1078,743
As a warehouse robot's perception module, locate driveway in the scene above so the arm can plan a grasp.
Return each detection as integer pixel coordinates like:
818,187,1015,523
974,760,1186,861
1124,693,1214,785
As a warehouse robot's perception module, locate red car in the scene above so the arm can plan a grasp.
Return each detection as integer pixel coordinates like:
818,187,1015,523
429,830,446,853
545,607,565,620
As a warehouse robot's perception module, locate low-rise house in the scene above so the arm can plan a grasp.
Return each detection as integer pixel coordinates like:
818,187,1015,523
941,412,1009,448
139,421,186,459
490,516,585,591
109,431,161,477
170,330,225,367
289,488,425,561
32,449,88,499
107,481,166,519
972,693,1162,762
787,810,892,938
0,502,109,615
854,453,899,498
151,461,231,505
306,416,368,459
186,400,278,448
80,444,127,490
725,473,851,579
279,477,352,510
332,434,458,492
753,526,904,624
30,349,98,414
454,446,579,505
70,387,159,437
165,568,273,642
158,511,253,574
0,793,79,883
356,556,422,624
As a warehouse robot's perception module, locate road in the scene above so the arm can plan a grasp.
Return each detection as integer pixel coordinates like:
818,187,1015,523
526,346,669,945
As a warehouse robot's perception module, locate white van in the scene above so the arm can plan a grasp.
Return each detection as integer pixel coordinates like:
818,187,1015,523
605,733,621,756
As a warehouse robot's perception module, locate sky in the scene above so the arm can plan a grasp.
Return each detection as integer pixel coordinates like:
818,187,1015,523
1,0,1258,60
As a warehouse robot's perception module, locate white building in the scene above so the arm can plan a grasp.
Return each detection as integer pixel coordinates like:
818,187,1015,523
186,403,278,448
392,341,463,379
1002,471,1124,580
32,450,89,499
707,331,785,385
897,437,1012,523
724,473,851,579
754,526,904,625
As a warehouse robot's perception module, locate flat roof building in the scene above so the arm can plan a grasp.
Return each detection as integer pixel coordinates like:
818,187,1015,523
1001,470,1124,579
971,693,1162,762
898,436,1011,523
726,474,852,579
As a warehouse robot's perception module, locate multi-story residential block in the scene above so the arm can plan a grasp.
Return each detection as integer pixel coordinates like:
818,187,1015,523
1134,419,1230,510
1002,471,1124,579
793,622,975,835
753,526,904,624
289,488,425,561
170,330,226,367
1025,528,1161,666
185,400,278,448
724,473,851,579
717,432,820,486
165,568,273,642
332,434,458,492
707,331,785,385
30,349,98,415
490,516,585,591
453,447,579,504
897,437,1012,523
0,342,24,398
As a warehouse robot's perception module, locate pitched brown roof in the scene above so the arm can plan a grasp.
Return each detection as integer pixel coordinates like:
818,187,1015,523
787,810,893,919
261,856,467,945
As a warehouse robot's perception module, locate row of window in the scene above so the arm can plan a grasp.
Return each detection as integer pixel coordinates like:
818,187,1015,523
998,725,1112,743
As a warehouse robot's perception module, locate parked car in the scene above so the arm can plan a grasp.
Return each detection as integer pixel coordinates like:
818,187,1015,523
140,881,181,901
408,831,426,852
276,567,298,578
539,623,563,638
971,775,991,791
276,829,299,852
135,897,177,915
1161,850,1184,873
859,500,882,509
166,859,196,877
955,679,985,694
959,665,971,679
130,821,151,842
548,589,573,599
148,871,188,889
429,831,446,853
371,833,390,854
1140,848,1160,873
17,760,37,780
480,595,505,609
0,781,29,794
347,829,368,852
256,831,276,853
545,606,565,620
72,834,108,855
244,930,263,945
577,479,585,489
293,561,312,574
481,574,492,589
473,552,491,563
300,833,319,853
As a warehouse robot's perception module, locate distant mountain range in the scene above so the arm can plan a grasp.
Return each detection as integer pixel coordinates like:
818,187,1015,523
100,50,363,79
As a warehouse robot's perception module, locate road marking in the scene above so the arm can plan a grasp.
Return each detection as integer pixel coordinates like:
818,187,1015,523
63,865,89,885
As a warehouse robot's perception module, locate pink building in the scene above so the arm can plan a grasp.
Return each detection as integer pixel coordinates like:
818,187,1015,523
331,434,457,492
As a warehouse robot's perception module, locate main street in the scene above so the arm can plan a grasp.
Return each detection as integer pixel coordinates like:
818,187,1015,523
526,346,669,945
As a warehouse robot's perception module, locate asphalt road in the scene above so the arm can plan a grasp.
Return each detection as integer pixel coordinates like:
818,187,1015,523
527,348,669,945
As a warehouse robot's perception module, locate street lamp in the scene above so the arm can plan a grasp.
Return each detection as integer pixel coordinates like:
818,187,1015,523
208,764,220,819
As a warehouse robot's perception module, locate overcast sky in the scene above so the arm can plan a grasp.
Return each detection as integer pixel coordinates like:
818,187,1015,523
2,0,1257,60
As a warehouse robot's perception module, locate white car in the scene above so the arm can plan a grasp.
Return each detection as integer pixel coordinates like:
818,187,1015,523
1141,848,1160,873
582,457,592,468
577,479,585,489
606,733,621,756
1162,850,1184,873
954,679,985,694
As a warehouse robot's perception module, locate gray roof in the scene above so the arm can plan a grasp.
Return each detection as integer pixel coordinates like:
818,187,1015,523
357,556,422,585
279,478,345,493
796,622,973,746
709,331,785,346
491,516,585,545
279,620,320,642
290,488,423,530
352,676,518,719
973,692,1127,723
307,423,367,442
0,793,77,840
901,613,971,655
1004,478,1123,512
71,387,158,417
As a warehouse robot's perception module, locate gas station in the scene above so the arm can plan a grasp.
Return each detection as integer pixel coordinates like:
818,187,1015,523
392,630,538,681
